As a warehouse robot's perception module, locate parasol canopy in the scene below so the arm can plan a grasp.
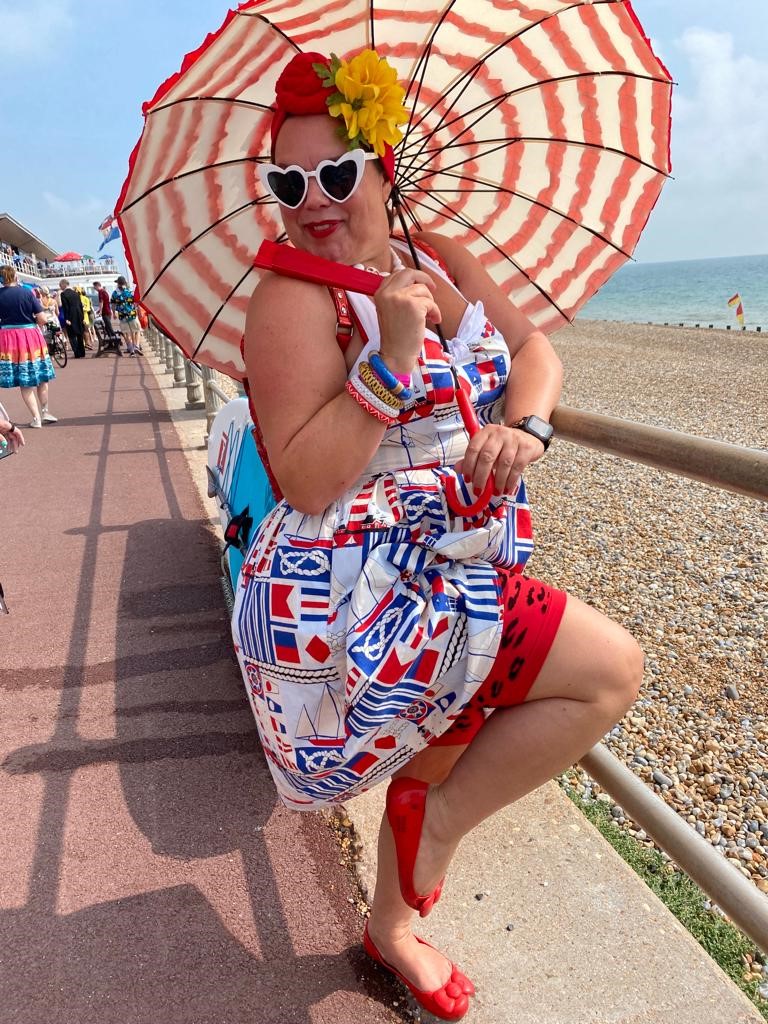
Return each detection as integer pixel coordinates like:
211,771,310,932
53,251,83,262
117,0,673,380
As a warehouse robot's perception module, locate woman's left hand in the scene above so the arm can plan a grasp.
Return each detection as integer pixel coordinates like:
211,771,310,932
456,424,544,496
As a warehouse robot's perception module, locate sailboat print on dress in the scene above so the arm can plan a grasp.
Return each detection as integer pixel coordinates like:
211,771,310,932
296,684,346,748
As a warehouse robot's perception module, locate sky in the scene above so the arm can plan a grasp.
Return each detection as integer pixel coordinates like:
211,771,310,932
0,0,766,269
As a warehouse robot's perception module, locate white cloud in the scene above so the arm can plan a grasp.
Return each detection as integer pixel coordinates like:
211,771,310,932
0,0,75,59
43,192,105,218
673,28,768,187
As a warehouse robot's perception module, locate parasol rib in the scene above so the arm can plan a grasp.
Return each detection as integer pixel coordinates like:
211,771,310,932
191,263,258,362
149,94,274,116
397,188,573,321
398,190,571,323
137,197,274,300
408,135,671,180
398,70,672,182
119,154,268,214
400,0,652,150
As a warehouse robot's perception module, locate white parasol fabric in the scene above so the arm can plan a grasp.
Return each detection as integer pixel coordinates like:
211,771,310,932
116,0,672,379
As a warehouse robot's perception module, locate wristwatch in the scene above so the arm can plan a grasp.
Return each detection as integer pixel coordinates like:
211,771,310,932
508,415,554,451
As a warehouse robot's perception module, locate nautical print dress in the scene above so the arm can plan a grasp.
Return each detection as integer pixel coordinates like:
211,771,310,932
232,243,535,809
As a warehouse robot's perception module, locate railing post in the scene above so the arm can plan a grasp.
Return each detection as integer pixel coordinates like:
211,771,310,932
236,379,246,397
164,337,174,373
172,346,186,386
201,365,225,442
184,360,205,409
146,322,159,357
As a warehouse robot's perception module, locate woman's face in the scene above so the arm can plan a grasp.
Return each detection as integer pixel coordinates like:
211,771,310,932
272,114,392,268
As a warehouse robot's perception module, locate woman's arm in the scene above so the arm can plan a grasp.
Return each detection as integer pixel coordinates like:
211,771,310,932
415,232,563,494
243,274,388,515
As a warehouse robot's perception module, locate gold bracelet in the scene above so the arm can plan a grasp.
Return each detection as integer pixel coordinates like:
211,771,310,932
359,362,403,409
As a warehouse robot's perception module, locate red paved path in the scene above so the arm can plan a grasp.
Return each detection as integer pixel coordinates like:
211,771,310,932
0,353,397,1024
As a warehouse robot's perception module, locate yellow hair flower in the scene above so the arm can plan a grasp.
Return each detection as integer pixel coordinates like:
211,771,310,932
316,50,409,157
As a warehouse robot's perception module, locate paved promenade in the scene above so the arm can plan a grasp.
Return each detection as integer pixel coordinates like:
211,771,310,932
0,346,761,1023
0,352,395,1024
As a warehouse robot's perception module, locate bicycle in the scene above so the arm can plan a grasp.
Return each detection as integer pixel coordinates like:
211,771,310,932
45,322,67,368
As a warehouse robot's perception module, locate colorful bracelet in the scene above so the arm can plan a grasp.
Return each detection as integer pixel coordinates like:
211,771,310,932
369,351,413,402
345,379,398,425
358,362,404,410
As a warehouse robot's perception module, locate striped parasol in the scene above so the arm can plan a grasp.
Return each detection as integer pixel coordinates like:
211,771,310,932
116,0,672,380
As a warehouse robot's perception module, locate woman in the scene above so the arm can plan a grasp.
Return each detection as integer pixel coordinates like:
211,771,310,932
76,286,97,350
0,267,57,427
237,51,643,1021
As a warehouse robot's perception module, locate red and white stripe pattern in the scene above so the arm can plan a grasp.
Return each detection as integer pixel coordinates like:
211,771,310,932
117,0,672,378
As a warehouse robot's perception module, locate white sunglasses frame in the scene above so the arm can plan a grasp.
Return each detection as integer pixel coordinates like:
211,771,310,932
258,149,379,208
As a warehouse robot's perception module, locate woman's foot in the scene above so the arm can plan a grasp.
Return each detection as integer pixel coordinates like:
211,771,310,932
364,921,473,1020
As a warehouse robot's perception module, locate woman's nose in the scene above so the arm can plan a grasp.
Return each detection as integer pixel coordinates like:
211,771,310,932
303,175,331,209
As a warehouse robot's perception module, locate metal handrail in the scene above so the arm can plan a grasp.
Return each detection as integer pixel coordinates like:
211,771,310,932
580,745,768,952
552,405,768,502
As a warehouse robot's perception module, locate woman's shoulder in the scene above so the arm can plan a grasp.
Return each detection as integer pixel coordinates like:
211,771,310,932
247,271,336,330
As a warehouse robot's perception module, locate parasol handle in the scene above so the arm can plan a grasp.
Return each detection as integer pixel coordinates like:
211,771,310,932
255,240,495,516
444,382,495,517
254,240,383,295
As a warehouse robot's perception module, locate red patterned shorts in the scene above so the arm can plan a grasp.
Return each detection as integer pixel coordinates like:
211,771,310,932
430,573,567,747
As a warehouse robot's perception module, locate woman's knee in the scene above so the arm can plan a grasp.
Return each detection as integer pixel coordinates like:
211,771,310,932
600,625,644,717
525,597,643,715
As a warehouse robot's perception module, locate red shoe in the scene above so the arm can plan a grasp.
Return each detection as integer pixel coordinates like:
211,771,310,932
386,777,445,917
363,923,474,1021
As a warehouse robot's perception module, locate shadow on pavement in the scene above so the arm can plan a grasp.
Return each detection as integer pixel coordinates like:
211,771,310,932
0,360,388,1024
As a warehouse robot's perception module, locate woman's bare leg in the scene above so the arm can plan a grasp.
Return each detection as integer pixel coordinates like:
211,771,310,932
36,383,49,412
367,746,467,991
19,386,41,422
412,596,643,898
365,596,643,988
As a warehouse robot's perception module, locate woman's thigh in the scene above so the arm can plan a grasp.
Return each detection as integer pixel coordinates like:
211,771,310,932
523,594,643,708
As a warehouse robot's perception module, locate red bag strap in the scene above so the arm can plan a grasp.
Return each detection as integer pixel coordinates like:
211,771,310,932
328,286,354,351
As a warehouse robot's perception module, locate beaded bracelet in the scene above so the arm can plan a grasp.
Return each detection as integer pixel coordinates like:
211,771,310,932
345,379,398,425
369,351,413,402
358,362,404,410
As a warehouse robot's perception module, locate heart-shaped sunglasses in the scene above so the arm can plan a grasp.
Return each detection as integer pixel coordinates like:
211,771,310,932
258,150,379,209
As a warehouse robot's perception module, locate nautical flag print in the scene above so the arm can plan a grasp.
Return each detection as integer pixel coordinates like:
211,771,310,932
232,277,536,809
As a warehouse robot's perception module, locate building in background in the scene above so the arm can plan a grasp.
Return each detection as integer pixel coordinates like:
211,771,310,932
0,213,120,296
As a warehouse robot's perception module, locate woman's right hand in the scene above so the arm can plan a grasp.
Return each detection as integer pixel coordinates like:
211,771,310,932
374,268,441,375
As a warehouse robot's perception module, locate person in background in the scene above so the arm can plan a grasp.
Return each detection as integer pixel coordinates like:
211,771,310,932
92,280,121,354
76,285,97,351
0,266,57,427
111,276,142,355
59,278,86,358
38,286,58,326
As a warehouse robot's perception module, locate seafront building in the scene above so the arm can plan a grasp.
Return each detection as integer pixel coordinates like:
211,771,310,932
0,212,120,297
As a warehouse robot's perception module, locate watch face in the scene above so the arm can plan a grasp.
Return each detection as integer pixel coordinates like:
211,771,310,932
526,415,553,439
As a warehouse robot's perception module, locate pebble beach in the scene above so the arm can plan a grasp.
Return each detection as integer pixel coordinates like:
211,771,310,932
528,320,767,890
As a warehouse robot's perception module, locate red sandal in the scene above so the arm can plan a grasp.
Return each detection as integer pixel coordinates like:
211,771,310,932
386,777,445,917
363,923,474,1021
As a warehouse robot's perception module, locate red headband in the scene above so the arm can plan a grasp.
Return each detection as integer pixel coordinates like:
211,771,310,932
270,51,395,183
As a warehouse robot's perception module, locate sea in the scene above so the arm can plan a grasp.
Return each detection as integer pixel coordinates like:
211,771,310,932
577,253,768,331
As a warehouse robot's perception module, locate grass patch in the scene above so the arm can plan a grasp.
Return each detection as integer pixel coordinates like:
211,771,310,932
562,782,767,1020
